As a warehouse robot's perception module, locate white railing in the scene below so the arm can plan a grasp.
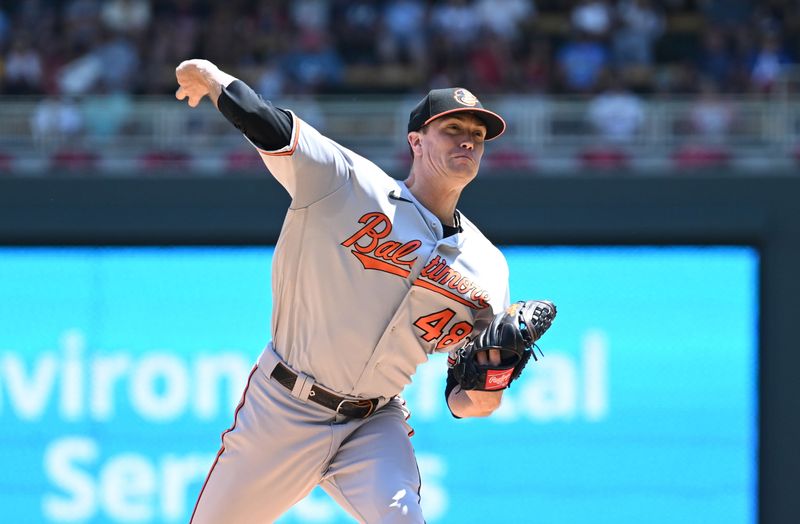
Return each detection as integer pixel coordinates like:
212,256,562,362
2,94,800,173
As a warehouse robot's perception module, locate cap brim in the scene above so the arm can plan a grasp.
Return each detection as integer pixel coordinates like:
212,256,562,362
423,108,506,141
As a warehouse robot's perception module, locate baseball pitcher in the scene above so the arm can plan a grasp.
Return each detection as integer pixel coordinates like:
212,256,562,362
175,58,556,523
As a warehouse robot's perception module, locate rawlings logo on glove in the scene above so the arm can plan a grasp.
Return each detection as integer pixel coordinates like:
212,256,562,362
448,300,557,391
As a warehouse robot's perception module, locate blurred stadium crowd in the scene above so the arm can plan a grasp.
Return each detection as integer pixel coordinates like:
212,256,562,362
1,0,797,97
1,0,799,174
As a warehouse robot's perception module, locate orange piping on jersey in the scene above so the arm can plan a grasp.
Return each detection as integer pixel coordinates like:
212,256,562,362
256,117,302,157
352,251,411,278
412,278,481,309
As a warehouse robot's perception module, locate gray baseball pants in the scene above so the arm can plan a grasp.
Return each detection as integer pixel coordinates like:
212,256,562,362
190,345,423,523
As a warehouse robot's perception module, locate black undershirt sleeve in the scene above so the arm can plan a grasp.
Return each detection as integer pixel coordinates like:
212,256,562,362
217,80,293,151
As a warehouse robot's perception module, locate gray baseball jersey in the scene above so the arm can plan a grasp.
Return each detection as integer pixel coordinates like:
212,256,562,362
262,112,511,398
192,106,511,523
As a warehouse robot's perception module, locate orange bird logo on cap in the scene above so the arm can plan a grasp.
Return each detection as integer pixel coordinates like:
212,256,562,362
453,88,479,107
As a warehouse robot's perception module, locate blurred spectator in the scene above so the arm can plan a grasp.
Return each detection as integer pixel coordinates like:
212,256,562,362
153,0,203,64
731,26,758,87
256,59,287,99
613,0,664,68
202,5,247,67
55,29,139,96
468,38,512,92
3,38,44,95
31,96,84,142
0,1,797,98
519,39,552,93
0,6,9,48
556,32,609,93
81,83,133,139
101,0,152,35
95,32,140,91
659,0,692,12
427,64,464,91
251,0,292,39
56,52,102,96
700,0,753,31
475,0,535,42
288,98,328,132
281,31,344,93
64,0,102,49
653,62,697,95
430,0,482,48
748,32,792,93
571,0,613,39
587,75,645,142
290,0,332,32
140,0,204,94
696,30,736,91
332,0,381,65
378,0,427,68
688,78,735,141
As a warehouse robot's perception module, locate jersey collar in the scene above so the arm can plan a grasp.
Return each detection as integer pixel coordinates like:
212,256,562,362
393,180,465,243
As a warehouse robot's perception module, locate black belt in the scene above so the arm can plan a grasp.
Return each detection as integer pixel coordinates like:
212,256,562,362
270,362,379,419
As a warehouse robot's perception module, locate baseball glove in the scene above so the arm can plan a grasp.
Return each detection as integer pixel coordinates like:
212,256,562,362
449,300,556,391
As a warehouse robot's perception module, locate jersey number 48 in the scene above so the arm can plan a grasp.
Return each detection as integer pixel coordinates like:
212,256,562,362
413,308,473,350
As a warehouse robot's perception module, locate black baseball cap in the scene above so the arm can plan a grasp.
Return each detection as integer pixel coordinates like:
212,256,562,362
408,87,506,141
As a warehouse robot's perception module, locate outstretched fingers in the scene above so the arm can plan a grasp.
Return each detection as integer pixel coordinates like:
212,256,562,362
475,349,501,366
175,84,205,108
175,61,210,107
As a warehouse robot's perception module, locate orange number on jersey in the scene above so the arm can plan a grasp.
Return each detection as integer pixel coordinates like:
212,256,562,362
436,321,473,350
413,309,456,342
414,309,473,349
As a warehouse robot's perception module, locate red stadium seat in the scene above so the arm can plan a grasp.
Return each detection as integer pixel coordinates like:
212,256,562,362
672,145,730,169
50,149,99,170
139,150,190,171
483,148,534,170
579,147,630,169
0,152,12,173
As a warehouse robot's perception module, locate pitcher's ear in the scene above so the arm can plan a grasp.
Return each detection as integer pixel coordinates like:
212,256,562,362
408,132,423,156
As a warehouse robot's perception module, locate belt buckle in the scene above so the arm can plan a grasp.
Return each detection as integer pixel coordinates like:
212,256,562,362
336,398,376,418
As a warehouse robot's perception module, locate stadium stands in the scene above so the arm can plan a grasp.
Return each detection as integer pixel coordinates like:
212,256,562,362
1,1,798,175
